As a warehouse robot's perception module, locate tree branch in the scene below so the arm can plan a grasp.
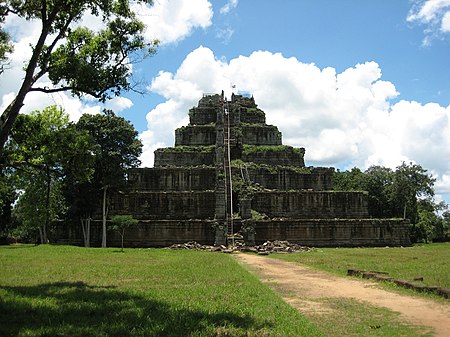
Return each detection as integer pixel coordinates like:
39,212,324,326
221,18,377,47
29,86,102,99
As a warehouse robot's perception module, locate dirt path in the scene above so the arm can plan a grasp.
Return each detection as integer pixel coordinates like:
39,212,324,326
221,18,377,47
236,253,450,337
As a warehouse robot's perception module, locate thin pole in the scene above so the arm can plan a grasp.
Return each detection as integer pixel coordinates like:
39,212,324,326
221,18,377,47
226,101,234,247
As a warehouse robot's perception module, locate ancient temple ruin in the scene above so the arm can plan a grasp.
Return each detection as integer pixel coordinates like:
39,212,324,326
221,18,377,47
58,92,411,247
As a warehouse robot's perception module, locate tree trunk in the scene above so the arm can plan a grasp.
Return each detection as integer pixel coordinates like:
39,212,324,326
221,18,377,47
87,217,91,247
38,227,44,245
81,217,91,247
101,185,108,248
0,23,52,155
43,166,51,244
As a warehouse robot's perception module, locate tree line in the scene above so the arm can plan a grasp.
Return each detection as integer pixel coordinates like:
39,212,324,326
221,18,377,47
334,165,449,243
1,1,157,247
0,106,142,246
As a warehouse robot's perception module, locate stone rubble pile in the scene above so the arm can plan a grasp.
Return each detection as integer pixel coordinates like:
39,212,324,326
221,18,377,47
168,240,314,254
254,240,314,253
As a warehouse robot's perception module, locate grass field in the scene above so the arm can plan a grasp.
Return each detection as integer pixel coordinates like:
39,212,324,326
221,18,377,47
271,243,450,290
0,245,323,337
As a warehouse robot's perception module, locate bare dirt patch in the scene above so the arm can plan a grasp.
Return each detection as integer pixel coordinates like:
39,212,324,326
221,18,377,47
236,253,450,337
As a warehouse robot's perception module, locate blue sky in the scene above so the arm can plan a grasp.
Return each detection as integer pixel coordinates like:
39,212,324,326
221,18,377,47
1,0,450,203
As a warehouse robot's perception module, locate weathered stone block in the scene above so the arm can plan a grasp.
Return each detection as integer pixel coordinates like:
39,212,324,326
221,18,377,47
175,125,216,146
251,191,369,219
154,146,215,167
110,191,216,220
242,145,305,166
244,166,333,190
241,125,282,145
252,218,411,247
127,167,216,191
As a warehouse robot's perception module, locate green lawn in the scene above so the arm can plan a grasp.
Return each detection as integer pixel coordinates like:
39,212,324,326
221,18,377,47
271,243,450,289
0,245,323,337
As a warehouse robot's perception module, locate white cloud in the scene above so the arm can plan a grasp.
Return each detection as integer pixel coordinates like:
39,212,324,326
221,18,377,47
407,0,450,45
220,0,239,15
442,11,450,31
132,0,213,45
104,97,134,112
143,46,450,198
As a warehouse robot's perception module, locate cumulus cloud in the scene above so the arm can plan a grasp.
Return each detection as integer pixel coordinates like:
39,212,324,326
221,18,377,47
132,0,213,45
143,46,450,198
407,0,450,45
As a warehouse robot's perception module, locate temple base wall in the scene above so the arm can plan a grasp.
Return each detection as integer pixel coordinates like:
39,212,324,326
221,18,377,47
253,218,411,247
55,220,216,248
54,218,410,248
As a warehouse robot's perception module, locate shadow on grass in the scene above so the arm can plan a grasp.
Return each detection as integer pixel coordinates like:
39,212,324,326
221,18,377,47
0,281,270,337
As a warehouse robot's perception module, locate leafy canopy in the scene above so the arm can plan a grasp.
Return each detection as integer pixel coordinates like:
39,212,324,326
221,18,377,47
0,0,157,155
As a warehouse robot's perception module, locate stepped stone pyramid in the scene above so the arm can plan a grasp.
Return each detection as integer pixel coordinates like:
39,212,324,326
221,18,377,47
58,92,411,247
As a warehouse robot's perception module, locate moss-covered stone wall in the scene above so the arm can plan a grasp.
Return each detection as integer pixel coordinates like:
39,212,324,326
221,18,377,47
154,146,215,167
175,125,216,146
253,218,411,247
110,191,216,220
242,145,305,166
55,220,216,247
245,167,333,190
127,167,215,191
251,191,369,219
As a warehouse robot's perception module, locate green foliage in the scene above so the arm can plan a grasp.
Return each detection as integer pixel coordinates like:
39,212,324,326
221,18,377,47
334,167,366,191
0,3,13,74
2,105,142,244
109,214,138,251
334,163,443,243
391,162,435,223
6,106,78,243
158,145,215,153
0,245,323,337
0,0,158,154
14,177,66,242
0,167,17,237
411,200,448,243
231,159,311,174
77,109,142,188
243,145,303,156
76,109,142,247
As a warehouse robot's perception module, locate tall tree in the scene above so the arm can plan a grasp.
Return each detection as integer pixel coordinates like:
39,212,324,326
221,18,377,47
8,106,70,242
364,166,394,218
391,162,435,223
59,123,97,247
0,0,157,155
7,105,94,243
333,167,366,191
0,166,17,239
77,110,142,247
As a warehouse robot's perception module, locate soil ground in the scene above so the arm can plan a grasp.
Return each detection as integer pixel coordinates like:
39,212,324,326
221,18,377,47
236,253,450,337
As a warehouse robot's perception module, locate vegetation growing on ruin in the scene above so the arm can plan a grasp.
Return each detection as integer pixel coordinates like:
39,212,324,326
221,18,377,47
176,124,215,130
240,122,273,128
0,245,323,337
157,145,215,153
242,144,304,156
231,159,311,174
